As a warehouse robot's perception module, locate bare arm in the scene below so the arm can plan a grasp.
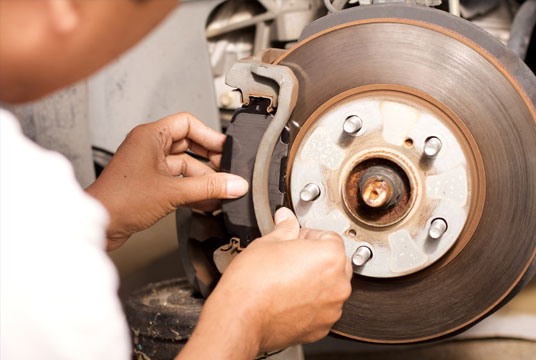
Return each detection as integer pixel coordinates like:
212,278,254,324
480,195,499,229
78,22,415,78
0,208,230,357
176,208,353,360
86,112,248,250
84,113,352,359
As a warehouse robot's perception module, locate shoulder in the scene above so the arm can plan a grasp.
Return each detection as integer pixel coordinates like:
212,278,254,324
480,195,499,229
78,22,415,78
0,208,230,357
1,108,109,247
0,109,130,360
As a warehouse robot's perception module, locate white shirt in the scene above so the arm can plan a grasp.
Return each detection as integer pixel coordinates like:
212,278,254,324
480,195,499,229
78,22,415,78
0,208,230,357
0,109,130,360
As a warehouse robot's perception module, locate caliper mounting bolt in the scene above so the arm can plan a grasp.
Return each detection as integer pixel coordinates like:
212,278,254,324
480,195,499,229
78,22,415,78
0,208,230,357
300,183,321,202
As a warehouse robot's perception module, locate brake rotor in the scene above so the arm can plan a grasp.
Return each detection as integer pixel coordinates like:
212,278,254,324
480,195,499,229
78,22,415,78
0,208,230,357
271,4,536,343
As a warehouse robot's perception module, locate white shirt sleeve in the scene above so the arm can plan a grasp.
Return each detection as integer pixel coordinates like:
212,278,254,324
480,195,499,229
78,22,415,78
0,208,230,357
0,109,130,360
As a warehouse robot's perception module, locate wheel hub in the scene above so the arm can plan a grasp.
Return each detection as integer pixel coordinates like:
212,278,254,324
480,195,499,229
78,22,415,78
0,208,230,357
289,88,482,278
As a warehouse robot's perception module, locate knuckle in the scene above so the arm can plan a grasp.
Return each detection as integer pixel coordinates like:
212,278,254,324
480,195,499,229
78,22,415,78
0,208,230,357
320,230,341,242
322,233,345,251
127,124,146,138
179,111,194,118
320,240,345,261
340,282,352,301
126,123,160,146
329,307,343,323
205,175,223,198
328,283,351,307
331,308,342,325
303,330,324,344
317,327,331,340
278,221,296,234
177,155,188,175
173,112,194,125
321,306,343,325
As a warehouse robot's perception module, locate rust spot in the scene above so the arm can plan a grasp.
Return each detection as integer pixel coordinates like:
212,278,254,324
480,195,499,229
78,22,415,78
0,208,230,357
361,177,393,208
344,158,411,226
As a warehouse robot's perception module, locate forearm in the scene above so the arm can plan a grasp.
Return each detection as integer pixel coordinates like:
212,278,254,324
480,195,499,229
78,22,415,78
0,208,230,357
175,292,261,360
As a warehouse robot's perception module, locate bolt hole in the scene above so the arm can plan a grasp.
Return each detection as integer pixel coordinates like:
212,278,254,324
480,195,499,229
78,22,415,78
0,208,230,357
348,229,357,237
404,138,414,148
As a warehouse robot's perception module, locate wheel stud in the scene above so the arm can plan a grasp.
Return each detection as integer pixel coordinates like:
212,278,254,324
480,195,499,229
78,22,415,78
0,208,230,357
423,136,442,158
300,183,321,202
429,218,448,239
352,246,372,266
343,115,363,135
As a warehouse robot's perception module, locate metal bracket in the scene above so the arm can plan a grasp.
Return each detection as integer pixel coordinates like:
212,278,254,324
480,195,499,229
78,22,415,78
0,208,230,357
213,237,242,274
225,49,287,111
225,49,299,235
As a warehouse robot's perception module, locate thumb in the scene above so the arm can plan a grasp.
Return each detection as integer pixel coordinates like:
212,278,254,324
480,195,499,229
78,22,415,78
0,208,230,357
171,173,249,206
262,207,300,242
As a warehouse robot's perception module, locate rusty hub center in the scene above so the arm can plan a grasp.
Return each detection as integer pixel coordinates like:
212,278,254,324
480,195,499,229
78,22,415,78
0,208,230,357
361,177,391,207
344,158,411,227
358,166,404,209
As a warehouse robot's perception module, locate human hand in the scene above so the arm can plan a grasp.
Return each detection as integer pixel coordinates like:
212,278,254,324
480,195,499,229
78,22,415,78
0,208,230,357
178,208,353,360
85,113,248,251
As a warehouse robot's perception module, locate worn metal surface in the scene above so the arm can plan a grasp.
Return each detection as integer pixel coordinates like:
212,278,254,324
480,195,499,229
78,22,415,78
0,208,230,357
276,4,536,342
305,339,536,360
358,166,401,209
213,237,242,273
226,51,299,235
289,90,477,278
345,160,410,225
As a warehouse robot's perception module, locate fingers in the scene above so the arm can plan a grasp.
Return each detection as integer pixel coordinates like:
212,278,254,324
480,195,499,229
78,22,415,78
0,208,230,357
299,228,341,241
169,139,215,157
345,258,353,280
169,172,249,207
166,154,214,177
299,228,351,279
169,139,223,169
185,199,221,213
209,153,222,169
261,207,300,242
158,112,226,152
274,207,296,226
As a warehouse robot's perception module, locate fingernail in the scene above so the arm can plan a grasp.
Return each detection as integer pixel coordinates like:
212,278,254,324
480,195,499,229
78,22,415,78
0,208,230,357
226,177,249,197
274,207,292,225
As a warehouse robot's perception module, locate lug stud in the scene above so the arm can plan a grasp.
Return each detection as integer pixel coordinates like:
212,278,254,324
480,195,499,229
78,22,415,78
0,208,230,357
352,246,372,266
429,218,448,239
343,115,363,135
300,183,321,202
423,136,442,158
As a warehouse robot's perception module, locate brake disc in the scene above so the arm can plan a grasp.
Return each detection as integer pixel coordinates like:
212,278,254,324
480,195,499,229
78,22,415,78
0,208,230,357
218,4,536,344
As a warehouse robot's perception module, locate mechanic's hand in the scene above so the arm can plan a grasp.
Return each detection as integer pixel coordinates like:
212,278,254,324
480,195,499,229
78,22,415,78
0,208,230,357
178,208,353,360
85,113,248,251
